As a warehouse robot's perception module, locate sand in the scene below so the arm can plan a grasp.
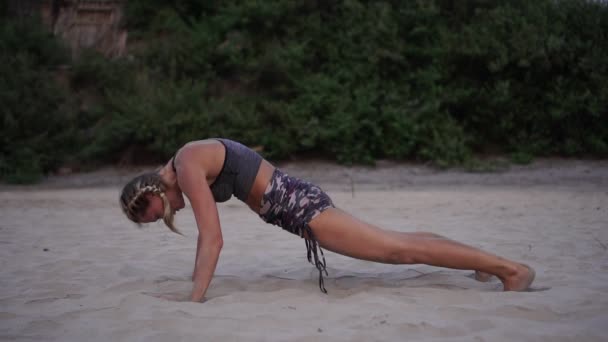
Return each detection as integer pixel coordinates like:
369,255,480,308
1,159,607,341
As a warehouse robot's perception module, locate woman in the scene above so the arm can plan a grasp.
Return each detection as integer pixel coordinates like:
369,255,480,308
120,138,535,302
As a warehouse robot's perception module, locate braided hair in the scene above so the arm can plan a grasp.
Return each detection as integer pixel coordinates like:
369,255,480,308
119,172,182,235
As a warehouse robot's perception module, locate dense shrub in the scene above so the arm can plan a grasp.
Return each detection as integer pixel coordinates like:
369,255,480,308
0,17,79,183
439,0,608,156
103,0,474,164
2,0,607,183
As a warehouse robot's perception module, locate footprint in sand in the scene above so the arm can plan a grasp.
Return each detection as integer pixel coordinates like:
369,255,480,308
141,291,189,302
25,293,84,304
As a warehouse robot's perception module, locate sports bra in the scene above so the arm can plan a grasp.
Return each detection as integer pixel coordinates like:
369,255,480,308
172,138,263,203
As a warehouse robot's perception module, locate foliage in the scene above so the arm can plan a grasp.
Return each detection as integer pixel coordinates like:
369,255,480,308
2,0,607,183
0,17,78,183
438,0,608,156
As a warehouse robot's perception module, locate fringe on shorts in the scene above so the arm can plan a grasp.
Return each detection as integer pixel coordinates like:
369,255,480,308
258,169,335,293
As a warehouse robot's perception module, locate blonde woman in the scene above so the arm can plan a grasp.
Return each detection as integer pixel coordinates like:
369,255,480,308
120,138,535,302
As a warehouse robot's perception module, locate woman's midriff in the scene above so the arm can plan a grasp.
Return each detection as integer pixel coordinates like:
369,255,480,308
245,159,276,212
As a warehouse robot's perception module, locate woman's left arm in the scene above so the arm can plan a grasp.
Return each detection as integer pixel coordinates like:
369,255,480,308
192,234,202,281
177,154,224,302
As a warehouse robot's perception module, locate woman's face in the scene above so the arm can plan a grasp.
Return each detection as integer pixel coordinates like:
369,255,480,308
139,194,164,223
139,190,185,223
166,188,186,214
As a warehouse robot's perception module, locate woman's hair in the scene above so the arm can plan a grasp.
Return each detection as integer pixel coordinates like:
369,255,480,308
119,172,182,235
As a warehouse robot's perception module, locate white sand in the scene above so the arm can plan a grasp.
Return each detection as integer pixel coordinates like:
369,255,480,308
1,160,607,341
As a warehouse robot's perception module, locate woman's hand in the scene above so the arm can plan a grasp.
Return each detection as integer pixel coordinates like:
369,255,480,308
190,238,222,302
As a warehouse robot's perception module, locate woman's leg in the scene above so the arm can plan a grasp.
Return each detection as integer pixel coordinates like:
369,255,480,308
397,231,493,282
308,208,535,291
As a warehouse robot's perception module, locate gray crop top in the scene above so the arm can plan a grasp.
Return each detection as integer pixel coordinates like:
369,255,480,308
172,138,263,203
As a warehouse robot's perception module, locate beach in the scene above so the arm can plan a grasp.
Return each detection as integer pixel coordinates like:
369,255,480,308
1,159,607,341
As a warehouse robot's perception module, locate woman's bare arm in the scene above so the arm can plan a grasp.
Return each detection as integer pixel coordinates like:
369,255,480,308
192,234,202,281
176,150,224,302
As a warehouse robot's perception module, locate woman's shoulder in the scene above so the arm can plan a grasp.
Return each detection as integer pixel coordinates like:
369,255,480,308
177,139,223,155
173,139,225,173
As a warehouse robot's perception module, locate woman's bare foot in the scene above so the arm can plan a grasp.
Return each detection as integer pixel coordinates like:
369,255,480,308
475,271,493,282
502,264,535,291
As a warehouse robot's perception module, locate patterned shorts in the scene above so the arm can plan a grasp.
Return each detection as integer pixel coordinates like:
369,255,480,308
259,169,335,293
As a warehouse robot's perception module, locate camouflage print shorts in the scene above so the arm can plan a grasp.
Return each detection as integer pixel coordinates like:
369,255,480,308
259,168,334,293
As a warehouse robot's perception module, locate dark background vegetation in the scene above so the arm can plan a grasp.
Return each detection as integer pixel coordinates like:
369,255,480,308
1,0,607,183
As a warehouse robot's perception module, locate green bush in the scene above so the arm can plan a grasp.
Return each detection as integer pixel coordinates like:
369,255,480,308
88,0,608,165
108,1,473,164
0,17,80,183
439,0,608,156
3,0,607,183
